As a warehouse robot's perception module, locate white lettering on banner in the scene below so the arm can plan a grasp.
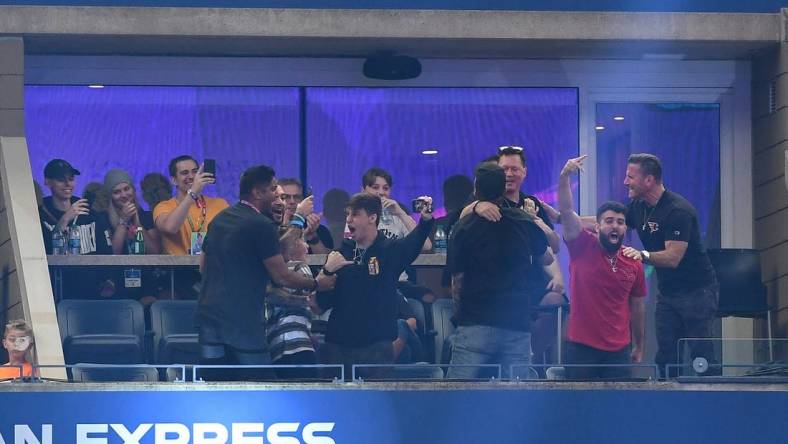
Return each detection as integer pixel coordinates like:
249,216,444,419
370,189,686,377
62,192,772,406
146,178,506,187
193,424,228,444
231,423,264,444
302,423,336,444
13,425,52,444
267,423,300,444
76,424,107,444
4,422,334,444
154,424,190,444
110,424,152,444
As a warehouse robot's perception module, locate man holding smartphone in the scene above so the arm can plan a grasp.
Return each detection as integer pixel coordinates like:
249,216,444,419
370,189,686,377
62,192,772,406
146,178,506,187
277,178,334,253
153,155,229,255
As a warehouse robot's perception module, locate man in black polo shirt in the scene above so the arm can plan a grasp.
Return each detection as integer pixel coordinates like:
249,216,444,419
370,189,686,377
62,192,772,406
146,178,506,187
197,165,349,381
316,192,434,380
447,163,552,379
621,153,718,376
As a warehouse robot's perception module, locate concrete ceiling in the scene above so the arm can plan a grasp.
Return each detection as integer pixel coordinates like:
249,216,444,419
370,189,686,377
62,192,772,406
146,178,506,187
1,6,784,60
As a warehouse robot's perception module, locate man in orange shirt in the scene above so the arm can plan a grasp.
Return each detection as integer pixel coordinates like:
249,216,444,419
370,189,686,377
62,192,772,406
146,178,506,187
154,155,229,255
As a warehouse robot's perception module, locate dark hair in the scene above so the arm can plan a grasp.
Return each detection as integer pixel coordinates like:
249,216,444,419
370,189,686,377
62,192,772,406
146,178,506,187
278,178,302,191
168,155,198,177
596,201,628,222
347,193,382,226
362,167,393,188
474,162,506,201
140,172,172,210
239,165,276,200
443,174,474,213
627,153,662,181
497,148,526,166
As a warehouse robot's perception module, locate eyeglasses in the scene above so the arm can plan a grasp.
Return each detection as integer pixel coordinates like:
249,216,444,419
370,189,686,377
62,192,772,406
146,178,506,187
498,145,524,153
280,194,304,202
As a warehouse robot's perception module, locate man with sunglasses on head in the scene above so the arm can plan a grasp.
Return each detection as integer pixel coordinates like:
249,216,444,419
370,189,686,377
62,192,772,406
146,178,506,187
277,178,333,253
461,146,565,368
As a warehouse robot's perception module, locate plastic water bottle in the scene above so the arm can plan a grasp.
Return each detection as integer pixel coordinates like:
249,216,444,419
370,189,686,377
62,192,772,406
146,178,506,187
434,225,447,254
380,207,394,225
68,225,81,255
51,229,66,255
131,226,145,255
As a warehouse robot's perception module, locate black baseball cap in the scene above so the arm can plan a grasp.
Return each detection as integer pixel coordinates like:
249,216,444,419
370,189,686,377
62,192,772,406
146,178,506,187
44,159,81,180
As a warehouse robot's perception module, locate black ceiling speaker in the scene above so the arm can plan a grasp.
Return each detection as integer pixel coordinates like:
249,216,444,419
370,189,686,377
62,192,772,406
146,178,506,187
363,53,422,80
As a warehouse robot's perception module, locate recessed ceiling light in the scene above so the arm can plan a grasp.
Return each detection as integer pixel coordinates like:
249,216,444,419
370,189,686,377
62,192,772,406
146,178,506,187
422,150,438,155
595,125,605,130
613,116,625,121
88,84,105,89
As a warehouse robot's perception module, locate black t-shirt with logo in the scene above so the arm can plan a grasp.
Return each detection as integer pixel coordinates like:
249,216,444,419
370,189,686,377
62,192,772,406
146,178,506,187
626,189,716,294
39,196,113,255
447,205,548,331
196,202,280,351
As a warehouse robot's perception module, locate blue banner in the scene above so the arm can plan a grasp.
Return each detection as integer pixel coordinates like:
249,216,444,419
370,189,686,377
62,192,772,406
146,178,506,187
0,386,785,443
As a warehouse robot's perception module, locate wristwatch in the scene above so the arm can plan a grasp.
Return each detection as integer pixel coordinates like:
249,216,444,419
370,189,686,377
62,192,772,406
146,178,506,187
306,236,320,245
641,250,650,263
322,268,336,276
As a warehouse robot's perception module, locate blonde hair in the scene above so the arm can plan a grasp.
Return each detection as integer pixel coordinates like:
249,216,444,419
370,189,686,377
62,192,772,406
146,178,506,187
4,319,33,341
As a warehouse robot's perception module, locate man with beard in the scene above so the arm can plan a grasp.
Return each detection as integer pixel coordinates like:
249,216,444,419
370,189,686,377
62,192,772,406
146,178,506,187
559,155,646,379
197,165,350,381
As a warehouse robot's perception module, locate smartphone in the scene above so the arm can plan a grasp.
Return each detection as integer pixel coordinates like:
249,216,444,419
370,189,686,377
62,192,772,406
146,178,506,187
203,159,216,178
411,198,430,213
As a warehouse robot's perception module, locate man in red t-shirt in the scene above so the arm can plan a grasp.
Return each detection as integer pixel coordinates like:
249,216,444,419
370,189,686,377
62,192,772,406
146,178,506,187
558,155,646,379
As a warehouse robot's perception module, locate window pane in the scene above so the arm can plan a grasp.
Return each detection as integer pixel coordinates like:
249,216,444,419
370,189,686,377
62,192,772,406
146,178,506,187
306,87,578,213
595,103,721,248
25,86,301,206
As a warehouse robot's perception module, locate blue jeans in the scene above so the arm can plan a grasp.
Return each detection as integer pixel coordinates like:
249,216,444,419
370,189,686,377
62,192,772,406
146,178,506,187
447,325,532,379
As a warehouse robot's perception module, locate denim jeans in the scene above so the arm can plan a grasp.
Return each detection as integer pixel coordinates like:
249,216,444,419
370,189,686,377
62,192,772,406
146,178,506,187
447,325,532,380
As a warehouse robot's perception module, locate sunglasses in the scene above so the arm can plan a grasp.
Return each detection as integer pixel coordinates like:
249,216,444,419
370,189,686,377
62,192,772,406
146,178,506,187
498,145,524,153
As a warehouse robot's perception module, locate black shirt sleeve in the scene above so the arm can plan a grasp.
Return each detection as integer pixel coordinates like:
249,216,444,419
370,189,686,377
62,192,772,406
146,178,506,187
398,296,416,319
663,209,693,243
526,221,549,258
93,211,114,254
389,217,434,272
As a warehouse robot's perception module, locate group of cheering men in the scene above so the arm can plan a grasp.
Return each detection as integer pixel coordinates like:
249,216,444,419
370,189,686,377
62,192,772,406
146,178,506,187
195,148,717,380
38,146,717,380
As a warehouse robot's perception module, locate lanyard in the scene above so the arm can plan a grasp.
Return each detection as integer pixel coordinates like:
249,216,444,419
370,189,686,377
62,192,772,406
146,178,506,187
240,200,261,214
187,196,207,232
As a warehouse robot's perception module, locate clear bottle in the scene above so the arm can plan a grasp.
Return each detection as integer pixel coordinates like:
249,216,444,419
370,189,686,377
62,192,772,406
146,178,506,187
51,229,66,255
434,225,447,254
67,225,81,255
380,207,394,225
131,226,145,255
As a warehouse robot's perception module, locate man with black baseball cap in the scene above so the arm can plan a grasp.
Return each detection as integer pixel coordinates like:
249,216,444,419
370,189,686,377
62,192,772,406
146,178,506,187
39,158,112,256
446,162,552,380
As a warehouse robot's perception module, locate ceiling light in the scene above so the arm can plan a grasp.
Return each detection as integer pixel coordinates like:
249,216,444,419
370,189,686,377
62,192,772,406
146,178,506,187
613,116,625,121
422,150,439,155
88,84,105,89
595,125,605,130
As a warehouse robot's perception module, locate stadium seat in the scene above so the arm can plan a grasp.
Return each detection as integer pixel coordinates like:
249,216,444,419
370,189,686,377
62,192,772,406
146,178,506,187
70,365,160,382
57,299,146,364
149,300,200,364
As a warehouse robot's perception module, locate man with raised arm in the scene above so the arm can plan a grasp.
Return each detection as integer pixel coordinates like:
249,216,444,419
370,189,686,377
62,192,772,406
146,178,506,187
559,155,646,379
